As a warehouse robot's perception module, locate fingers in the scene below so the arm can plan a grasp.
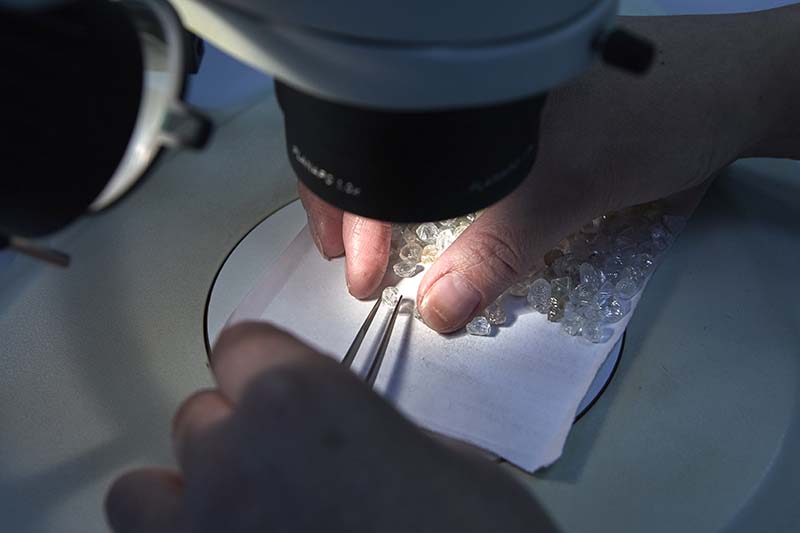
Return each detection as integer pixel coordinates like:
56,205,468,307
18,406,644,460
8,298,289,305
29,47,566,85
298,181,391,298
415,176,580,333
342,213,392,298
417,165,598,332
172,389,232,472
298,182,344,259
417,207,532,332
210,321,336,406
106,468,183,533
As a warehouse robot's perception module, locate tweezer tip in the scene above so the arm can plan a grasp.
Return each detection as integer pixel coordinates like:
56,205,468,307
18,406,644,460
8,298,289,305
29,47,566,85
342,295,404,384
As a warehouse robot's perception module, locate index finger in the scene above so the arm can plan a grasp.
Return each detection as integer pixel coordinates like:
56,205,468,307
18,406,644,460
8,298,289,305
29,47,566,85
298,182,345,259
342,213,392,299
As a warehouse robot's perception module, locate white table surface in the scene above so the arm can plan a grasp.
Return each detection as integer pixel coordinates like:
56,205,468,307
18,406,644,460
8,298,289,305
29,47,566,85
2,86,798,532
2,2,799,530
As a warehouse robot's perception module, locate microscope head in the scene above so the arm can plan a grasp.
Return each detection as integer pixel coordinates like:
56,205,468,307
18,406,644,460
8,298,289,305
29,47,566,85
186,0,652,221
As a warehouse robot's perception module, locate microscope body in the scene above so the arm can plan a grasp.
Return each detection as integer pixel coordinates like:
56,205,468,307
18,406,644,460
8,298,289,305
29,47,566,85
174,0,642,222
3,0,650,260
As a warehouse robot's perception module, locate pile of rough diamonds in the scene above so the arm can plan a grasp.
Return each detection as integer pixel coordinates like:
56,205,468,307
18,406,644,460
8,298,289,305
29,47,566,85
380,204,686,343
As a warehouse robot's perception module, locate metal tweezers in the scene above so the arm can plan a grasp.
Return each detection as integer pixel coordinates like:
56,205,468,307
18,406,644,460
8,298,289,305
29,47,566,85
341,298,403,387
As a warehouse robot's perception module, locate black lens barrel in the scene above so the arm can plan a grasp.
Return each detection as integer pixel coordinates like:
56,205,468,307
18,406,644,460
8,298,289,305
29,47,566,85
276,80,545,222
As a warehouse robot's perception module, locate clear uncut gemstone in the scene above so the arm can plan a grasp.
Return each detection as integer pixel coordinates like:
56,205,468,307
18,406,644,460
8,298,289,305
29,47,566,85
650,223,672,251
619,248,637,267
393,260,419,278
552,254,575,278
583,322,613,343
527,278,551,313
382,286,400,307
566,263,583,288
601,297,631,323
561,304,584,336
604,253,625,274
637,240,657,256
620,265,642,284
435,229,455,252
453,222,470,237
570,283,598,306
651,223,669,241
509,279,531,297
547,296,565,322
589,233,612,256
415,222,440,243
466,316,492,336
391,225,404,244
399,243,422,262
568,237,590,261
550,276,572,301
615,277,639,300
484,301,507,325
615,234,636,250
604,268,622,285
419,244,439,264
588,252,605,271
579,303,604,323
597,280,615,306
401,227,418,243
579,262,602,287
633,253,655,275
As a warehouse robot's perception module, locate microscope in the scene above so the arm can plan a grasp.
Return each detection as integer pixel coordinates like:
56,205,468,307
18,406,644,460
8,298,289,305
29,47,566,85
1,0,652,264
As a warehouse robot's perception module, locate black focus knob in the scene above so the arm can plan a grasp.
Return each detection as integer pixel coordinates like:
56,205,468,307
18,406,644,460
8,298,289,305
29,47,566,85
595,28,655,74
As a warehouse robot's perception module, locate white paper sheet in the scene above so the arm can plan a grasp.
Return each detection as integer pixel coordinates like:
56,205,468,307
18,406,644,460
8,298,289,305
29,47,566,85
227,227,645,472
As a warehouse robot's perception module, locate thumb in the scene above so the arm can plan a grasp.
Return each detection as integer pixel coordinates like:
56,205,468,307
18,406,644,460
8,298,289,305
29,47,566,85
416,185,581,333
416,205,534,333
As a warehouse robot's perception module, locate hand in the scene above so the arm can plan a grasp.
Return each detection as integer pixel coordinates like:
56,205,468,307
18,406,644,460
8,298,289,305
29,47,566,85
106,322,554,533
301,10,797,333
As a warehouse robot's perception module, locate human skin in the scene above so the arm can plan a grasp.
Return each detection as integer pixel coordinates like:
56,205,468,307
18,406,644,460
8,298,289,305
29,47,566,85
106,7,800,532
300,5,800,332
106,323,556,533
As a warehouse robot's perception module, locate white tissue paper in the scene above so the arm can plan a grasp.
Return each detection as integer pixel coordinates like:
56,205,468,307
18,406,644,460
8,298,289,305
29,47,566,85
227,227,646,472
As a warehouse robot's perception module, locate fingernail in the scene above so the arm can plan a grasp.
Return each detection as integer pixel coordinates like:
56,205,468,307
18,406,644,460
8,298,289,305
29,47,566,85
420,273,482,332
